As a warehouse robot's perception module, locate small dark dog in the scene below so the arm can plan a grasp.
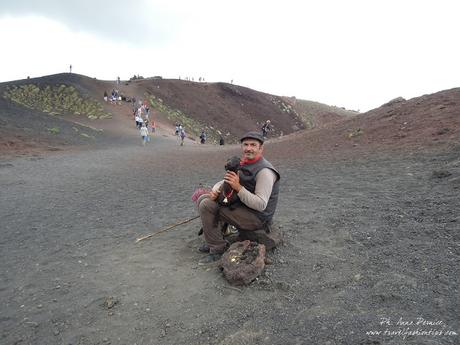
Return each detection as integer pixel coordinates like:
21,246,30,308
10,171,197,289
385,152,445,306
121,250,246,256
216,156,241,206
214,155,241,231
198,156,242,237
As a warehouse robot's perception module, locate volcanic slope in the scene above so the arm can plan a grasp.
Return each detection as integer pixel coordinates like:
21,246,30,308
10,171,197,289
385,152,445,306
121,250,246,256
0,73,357,155
268,87,460,159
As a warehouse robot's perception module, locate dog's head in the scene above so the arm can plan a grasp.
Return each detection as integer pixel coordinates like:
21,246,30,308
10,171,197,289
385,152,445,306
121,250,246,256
225,156,241,173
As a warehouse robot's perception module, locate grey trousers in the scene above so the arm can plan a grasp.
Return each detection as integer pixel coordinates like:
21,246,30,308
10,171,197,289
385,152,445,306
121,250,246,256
198,197,264,253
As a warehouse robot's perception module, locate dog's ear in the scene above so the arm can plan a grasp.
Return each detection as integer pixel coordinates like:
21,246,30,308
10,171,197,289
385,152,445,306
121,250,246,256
226,156,241,172
231,156,241,167
233,157,242,170
225,156,239,171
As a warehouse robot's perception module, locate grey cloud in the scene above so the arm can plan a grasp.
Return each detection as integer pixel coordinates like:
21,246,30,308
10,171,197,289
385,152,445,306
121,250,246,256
0,0,179,45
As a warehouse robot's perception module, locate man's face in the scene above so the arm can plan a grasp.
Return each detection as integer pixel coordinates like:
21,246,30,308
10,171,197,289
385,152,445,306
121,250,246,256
241,139,263,160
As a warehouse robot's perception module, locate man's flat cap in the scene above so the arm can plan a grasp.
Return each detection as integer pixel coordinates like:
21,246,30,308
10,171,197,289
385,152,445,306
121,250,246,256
240,131,264,144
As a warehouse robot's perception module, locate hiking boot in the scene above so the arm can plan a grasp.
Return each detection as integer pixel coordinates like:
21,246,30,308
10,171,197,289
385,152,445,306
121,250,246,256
198,243,210,253
198,253,222,265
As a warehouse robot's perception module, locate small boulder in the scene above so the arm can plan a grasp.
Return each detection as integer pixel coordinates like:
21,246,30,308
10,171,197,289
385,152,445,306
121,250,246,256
382,96,406,107
101,296,119,309
220,240,266,286
432,170,452,179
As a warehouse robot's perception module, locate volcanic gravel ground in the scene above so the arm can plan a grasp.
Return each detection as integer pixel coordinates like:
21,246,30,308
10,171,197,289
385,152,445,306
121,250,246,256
0,141,459,345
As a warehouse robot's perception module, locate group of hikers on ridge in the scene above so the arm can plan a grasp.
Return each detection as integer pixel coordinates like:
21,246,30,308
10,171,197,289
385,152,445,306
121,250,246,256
139,119,271,147
104,82,274,146
133,100,155,145
104,89,122,104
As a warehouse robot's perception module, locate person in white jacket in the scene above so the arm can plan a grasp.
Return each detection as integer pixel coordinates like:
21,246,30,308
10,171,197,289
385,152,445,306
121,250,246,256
140,124,149,146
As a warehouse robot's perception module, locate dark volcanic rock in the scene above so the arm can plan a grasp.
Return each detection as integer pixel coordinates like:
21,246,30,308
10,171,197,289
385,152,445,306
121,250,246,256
220,240,266,286
382,96,406,107
432,169,452,178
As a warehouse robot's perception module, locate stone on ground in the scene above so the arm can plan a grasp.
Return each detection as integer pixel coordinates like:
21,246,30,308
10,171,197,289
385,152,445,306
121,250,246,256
220,240,266,286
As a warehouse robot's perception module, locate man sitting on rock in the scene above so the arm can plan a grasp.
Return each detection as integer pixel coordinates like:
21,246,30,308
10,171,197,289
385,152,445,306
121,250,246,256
197,131,280,264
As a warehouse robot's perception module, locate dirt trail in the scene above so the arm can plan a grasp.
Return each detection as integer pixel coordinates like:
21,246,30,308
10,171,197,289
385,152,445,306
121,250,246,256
0,134,459,345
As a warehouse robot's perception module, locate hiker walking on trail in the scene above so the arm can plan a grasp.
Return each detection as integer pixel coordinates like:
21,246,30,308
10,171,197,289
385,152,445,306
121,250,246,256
179,128,186,146
199,130,207,144
135,114,142,129
196,131,280,264
140,124,149,146
261,120,272,139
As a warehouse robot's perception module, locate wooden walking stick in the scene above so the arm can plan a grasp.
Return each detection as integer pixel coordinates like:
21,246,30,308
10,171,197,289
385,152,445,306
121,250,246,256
135,215,200,243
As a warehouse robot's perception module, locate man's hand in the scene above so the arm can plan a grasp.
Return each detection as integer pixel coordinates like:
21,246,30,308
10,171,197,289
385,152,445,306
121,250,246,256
209,189,219,201
224,171,242,192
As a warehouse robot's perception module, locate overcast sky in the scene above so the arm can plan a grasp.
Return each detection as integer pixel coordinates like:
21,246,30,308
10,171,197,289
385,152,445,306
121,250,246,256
0,0,459,111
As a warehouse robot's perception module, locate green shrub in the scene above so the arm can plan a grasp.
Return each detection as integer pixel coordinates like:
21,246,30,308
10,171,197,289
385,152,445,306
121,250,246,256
47,127,60,135
3,84,111,119
347,128,364,138
80,133,94,139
